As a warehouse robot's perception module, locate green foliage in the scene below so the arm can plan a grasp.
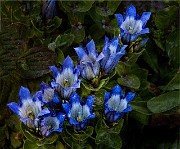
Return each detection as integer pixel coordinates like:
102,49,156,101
0,1,179,149
147,91,180,113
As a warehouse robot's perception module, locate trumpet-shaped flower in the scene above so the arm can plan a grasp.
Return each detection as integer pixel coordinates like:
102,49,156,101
62,93,95,130
7,86,50,128
115,4,151,44
101,36,127,74
49,56,81,99
40,111,65,137
42,0,57,20
36,82,60,107
104,85,135,122
74,40,104,80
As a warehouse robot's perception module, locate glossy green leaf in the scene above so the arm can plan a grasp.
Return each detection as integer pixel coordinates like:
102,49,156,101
95,1,121,17
109,119,124,134
142,40,159,73
71,26,85,43
126,48,145,64
147,91,180,113
82,77,109,91
95,131,122,149
166,28,180,67
46,16,62,33
155,6,177,29
23,140,39,149
17,47,55,79
117,74,140,89
55,34,74,48
10,132,22,148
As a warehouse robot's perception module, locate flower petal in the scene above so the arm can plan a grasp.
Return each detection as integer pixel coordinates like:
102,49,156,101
19,86,31,101
74,47,87,60
7,102,20,116
140,12,151,27
123,106,132,112
49,66,59,78
115,13,124,26
86,96,94,108
38,108,51,117
62,103,71,114
139,28,150,34
104,92,110,103
63,56,74,69
70,92,80,103
86,40,97,60
112,85,122,94
125,4,136,18
125,92,136,103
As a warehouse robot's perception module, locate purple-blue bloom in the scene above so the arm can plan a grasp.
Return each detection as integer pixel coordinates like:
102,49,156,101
115,4,151,44
36,82,60,107
40,111,65,137
100,36,127,74
42,0,58,20
74,40,104,80
104,85,135,122
62,93,95,130
7,86,50,128
49,56,81,99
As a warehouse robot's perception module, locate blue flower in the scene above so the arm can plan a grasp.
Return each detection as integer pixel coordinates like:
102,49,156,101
36,82,60,107
100,36,127,74
115,4,151,44
7,86,50,128
104,85,135,122
40,111,65,137
42,0,57,20
49,56,81,99
74,40,104,80
62,93,95,130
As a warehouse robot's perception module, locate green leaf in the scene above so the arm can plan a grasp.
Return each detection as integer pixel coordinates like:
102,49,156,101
20,123,39,142
95,119,109,134
147,91,180,113
117,74,140,89
10,132,22,148
126,48,145,64
46,16,62,33
56,141,65,149
166,28,180,67
71,26,85,43
155,6,177,30
55,49,65,64
109,119,124,134
130,101,152,115
142,40,159,73
95,131,122,149
55,34,75,48
61,1,94,13
82,77,109,91
23,140,39,149
36,133,59,146
159,71,180,91
17,47,55,79
95,1,121,17
66,126,94,142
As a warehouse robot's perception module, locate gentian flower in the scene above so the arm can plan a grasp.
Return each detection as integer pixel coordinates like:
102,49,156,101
115,4,151,44
74,40,104,80
40,111,65,137
42,0,58,20
104,85,135,122
36,82,60,107
7,86,50,128
100,36,127,74
62,93,95,130
49,56,81,99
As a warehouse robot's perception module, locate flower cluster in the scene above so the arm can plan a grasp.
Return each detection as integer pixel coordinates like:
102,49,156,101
7,4,150,137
